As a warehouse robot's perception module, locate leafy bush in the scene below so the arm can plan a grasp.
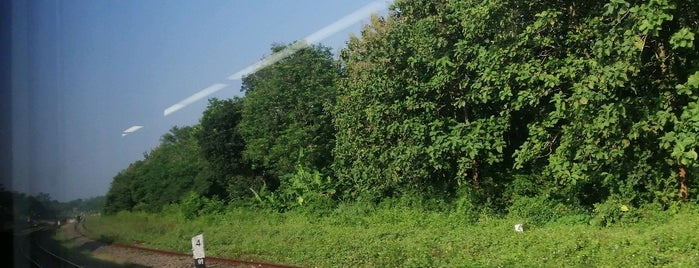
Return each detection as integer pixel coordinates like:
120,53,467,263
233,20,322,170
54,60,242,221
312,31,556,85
452,188,483,224
590,196,639,226
590,198,693,227
180,192,225,219
282,165,337,214
505,174,543,199
507,195,586,226
251,164,337,214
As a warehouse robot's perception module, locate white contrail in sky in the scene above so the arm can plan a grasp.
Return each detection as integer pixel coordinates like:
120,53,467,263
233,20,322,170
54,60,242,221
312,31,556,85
226,0,388,81
163,83,229,116
154,0,390,120
227,41,309,80
302,0,387,44
122,125,143,137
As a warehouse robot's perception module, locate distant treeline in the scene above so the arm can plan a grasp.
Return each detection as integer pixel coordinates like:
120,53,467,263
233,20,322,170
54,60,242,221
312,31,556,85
0,186,105,226
104,0,699,221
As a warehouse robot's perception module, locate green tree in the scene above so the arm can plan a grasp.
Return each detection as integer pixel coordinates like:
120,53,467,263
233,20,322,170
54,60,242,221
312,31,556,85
507,0,699,207
333,2,515,203
104,126,210,213
334,0,698,210
104,166,138,214
197,97,257,199
239,43,339,181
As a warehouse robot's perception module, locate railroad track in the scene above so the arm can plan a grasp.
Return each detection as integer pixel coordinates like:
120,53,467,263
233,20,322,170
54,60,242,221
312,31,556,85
15,219,302,268
72,218,301,268
17,223,82,268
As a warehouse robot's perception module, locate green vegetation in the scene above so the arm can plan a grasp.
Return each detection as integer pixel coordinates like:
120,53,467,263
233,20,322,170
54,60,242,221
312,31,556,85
239,43,339,181
0,186,103,224
97,0,699,266
104,0,699,215
85,203,699,267
197,97,254,200
104,126,207,213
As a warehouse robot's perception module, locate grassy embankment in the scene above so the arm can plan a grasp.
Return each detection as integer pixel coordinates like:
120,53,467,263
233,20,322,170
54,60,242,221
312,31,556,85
75,204,699,267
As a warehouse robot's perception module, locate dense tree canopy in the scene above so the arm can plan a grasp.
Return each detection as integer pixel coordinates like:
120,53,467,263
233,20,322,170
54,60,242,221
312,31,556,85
334,0,698,209
0,187,95,224
105,0,698,217
239,43,339,180
197,97,255,199
104,126,208,213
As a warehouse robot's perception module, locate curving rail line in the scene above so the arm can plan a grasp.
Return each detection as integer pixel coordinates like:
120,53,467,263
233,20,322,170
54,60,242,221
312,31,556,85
74,218,302,268
25,243,83,268
18,223,83,268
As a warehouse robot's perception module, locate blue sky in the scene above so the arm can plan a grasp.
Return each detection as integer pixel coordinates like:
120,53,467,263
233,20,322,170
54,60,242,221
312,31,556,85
10,0,391,202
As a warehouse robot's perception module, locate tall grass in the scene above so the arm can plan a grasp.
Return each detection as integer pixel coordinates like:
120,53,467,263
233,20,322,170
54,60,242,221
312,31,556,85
81,203,699,267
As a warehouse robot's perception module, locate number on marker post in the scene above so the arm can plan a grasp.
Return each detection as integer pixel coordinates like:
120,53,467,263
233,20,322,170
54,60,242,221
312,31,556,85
191,234,206,268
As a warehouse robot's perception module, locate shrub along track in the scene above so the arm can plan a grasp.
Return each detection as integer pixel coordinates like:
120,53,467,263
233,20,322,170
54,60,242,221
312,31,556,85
70,219,301,268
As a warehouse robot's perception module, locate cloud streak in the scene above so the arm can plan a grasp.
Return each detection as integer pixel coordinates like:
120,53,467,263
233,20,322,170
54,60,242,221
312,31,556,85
122,125,144,137
129,1,391,135
227,41,309,80
163,83,229,116
226,0,388,81
303,0,387,44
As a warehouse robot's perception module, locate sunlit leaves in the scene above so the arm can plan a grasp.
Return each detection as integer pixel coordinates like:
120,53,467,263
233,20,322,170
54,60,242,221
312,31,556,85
662,72,699,168
239,44,339,179
633,0,675,36
105,126,208,213
107,0,699,214
669,28,695,49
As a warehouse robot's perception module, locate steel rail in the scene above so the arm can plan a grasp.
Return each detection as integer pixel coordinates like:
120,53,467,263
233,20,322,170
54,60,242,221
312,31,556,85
34,243,83,268
18,224,83,268
76,218,302,268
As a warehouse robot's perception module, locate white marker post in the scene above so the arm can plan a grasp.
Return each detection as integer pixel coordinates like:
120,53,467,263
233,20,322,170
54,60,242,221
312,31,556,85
191,234,206,268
